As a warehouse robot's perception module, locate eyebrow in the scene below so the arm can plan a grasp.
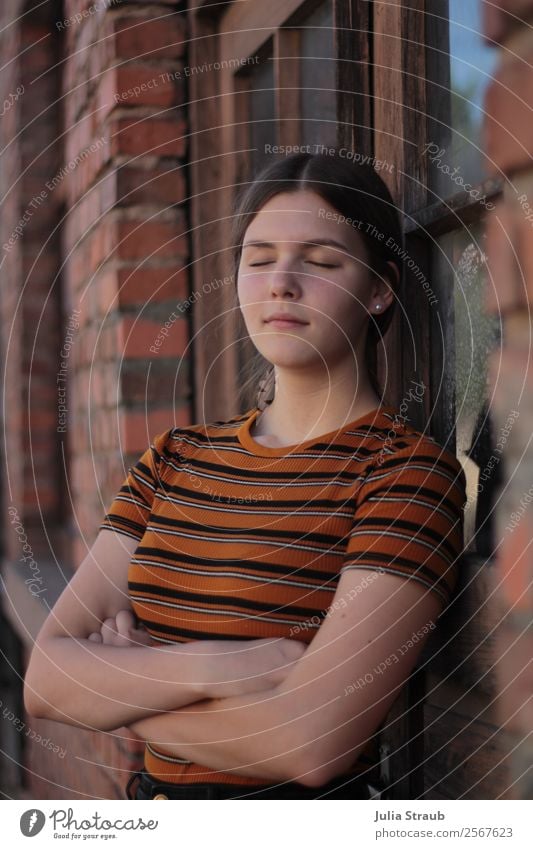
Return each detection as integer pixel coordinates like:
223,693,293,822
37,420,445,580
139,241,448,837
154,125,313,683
242,238,350,252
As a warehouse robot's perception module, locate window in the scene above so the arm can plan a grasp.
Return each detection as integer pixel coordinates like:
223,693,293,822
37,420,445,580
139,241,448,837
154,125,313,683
299,1,336,148
428,0,499,195
423,0,503,557
238,39,276,175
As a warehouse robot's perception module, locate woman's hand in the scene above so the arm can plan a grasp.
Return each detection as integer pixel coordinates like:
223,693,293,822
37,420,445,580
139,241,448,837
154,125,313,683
127,637,309,753
196,636,308,699
127,639,311,772
88,615,308,698
87,609,153,648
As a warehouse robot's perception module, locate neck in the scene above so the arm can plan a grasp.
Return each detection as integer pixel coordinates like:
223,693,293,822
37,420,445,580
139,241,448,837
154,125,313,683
253,366,382,443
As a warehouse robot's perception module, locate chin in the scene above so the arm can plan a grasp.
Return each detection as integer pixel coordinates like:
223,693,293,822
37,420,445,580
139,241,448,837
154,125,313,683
253,342,318,370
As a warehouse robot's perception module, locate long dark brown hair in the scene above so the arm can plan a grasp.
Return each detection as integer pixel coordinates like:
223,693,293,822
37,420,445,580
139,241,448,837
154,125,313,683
229,151,403,411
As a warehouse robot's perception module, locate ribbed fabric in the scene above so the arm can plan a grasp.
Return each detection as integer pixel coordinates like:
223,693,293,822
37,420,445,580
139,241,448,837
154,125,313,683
100,404,466,785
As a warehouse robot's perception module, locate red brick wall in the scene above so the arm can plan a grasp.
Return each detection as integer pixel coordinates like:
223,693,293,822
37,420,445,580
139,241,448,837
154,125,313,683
60,1,191,568
483,0,533,801
0,0,26,557
1,0,192,799
0,0,64,565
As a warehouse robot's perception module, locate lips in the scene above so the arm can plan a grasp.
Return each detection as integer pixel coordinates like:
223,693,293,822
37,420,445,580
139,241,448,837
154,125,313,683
264,313,308,324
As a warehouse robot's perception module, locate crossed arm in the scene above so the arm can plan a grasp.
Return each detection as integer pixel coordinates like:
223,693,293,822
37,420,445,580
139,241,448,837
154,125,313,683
23,531,305,733
104,568,443,788
27,530,443,786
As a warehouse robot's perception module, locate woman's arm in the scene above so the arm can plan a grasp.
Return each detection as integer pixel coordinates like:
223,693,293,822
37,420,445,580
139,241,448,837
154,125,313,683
27,634,214,733
24,531,305,733
128,688,299,783
90,612,295,780
128,569,443,787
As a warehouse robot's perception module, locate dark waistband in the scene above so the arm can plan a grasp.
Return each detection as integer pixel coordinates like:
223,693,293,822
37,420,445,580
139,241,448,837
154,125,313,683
126,768,379,800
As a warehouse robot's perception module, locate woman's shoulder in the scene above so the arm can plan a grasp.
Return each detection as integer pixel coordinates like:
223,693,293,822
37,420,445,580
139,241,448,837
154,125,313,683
394,418,463,471
371,412,467,503
151,408,253,451
346,406,460,467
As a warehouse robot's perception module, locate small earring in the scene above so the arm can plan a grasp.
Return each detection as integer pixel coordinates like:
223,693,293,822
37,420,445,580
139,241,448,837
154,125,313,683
375,303,382,311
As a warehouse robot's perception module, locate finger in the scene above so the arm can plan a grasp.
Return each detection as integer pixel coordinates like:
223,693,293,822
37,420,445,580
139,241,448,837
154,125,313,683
101,617,119,645
115,609,136,638
88,632,102,643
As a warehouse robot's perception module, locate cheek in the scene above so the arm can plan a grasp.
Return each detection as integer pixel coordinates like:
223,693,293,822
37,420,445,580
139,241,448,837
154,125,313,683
317,285,368,324
236,279,265,337
318,298,371,348
236,272,262,308
338,277,374,314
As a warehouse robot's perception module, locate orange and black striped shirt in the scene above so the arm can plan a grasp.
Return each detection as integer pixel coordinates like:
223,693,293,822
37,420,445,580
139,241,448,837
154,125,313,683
100,404,466,785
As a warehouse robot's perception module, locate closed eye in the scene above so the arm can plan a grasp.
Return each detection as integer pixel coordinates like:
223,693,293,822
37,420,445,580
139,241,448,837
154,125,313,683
249,261,339,268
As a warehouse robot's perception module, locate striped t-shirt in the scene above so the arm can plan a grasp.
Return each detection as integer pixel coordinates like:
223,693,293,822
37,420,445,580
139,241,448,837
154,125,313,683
99,404,466,786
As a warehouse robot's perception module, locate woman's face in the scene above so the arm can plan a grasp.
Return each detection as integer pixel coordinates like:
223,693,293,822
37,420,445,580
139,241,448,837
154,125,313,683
236,189,386,373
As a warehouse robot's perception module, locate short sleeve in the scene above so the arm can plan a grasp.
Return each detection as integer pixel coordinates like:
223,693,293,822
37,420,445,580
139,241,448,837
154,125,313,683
98,429,173,542
341,439,467,607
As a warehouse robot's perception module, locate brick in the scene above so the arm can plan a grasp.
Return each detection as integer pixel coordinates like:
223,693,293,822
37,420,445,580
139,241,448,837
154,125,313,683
105,364,121,407
121,358,190,404
516,199,533,304
115,162,186,207
117,265,189,307
83,3,112,62
99,162,186,210
116,218,188,262
75,325,95,367
64,112,96,173
497,515,533,613
119,405,191,454
89,367,106,407
100,323,119,360
92,407,116,451
495,626,533,735
488,343,532,419
87,217,119,272
92,264,188,310
113,15,186,60
483,0,533,44
117,314,189,359
84,212,188,276
20,24,56,72
91,267,119,316
28,410,58,431
484,43,533,175
98,65,179,119
65,137,110,205
63,189,103,256
108,116,187,158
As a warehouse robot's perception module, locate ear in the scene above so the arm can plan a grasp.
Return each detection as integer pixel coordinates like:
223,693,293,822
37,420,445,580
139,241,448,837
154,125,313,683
370,261,398,313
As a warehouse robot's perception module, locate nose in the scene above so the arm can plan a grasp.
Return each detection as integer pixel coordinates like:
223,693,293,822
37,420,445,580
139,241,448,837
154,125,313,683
268,265,302,298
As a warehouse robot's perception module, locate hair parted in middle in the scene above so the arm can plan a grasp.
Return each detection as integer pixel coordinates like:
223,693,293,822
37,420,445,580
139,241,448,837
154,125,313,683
229,150,403,412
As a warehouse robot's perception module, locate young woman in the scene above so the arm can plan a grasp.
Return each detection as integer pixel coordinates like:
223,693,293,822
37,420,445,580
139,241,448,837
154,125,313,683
24,151,466,800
